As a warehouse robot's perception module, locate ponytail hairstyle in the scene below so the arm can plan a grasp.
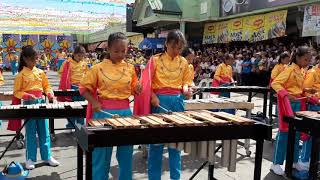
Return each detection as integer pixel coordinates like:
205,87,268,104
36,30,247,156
290,46,311,65
181,47,194,58
278,52,290,64
18,45,37,72
72,45,86,60
106,32,128,59
164,30,186,52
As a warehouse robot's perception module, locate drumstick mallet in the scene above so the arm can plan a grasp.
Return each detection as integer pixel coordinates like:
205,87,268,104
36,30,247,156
158,105,172,114
100,110,120,118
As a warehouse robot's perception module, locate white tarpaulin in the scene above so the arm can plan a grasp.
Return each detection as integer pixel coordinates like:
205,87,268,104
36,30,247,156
302,4,320,37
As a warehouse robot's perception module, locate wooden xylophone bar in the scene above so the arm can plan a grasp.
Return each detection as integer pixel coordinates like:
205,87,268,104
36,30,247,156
185,98,254,110
76,110,271,180
89,110,255,129
194,86,270,120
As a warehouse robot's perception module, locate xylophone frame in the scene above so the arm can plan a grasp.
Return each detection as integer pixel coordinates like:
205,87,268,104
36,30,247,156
75,118,271,180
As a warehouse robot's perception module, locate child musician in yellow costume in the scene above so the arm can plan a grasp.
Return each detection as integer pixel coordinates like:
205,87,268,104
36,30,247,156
13,45,60,170
134,30,191,180
59,46,88,129
270,46,312,176
298,58,320,171
80,32,142,180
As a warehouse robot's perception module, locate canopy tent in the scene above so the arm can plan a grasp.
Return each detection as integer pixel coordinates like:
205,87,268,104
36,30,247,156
138,38,166,50
0,0,134,34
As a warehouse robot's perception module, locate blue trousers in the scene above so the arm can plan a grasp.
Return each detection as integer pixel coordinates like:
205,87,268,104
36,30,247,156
92,108,133,180
300,104,320,163
66,85,85,128
273,101,301,165
148,94,184,180
10,61,18,75
24,99,51,161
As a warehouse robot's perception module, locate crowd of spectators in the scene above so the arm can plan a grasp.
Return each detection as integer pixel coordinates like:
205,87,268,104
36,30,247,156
191,39,319,86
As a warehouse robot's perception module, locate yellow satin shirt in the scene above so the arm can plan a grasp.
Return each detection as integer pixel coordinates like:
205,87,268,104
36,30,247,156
152,53,189,90
59,59,89,85
80,59,138,100
303,67,320,97
214,63,233,82
186,64,195,87
271,63,305,96
271,64,287,80
13,67,53,99
0,72,4,86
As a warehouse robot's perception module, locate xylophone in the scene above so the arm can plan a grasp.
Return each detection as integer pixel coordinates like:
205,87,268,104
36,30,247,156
0,101,87,119
194,86,270,120
75,110,271,180
0,91,14,101
0,101,88,161
284,111,320,180
0,89,80,101
185,98,254,110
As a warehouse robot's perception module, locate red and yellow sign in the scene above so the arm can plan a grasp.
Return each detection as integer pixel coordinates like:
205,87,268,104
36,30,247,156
203,10,287,44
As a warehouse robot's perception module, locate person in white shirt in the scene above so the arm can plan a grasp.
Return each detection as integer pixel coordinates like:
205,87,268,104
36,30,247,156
235,54,243,85
209,62,216,73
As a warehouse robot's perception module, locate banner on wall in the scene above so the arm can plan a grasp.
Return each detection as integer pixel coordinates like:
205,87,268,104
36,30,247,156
203,10,287,44
21,34,38,47
217,21,231,43
265,10,287,39
302,4,320,37
229,18,246,42
38,35,58,61
245,14,266,42
2,34,21,67
203,23,218,44
57,35,73,52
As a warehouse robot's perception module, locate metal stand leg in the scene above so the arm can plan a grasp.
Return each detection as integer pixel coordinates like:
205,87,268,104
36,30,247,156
77,145,83,180
263,92,268,120
268,92,273,125
244,109,252,156
49,118,55,141
253,139,264,180
190,145,222,180
248,92,252,102
86,150,92,180
208,163,217,180
309,137,319,180
285,122,296,178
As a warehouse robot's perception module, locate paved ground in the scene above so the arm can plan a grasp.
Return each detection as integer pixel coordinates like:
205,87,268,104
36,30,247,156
0,71,286,180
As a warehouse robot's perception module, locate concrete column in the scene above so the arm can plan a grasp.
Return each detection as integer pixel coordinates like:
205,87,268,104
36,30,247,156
180,21,186,35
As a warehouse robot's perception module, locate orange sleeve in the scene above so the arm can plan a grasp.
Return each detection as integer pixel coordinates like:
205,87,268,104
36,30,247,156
41,71,53,96
271,68,292,93
214,65,222,81
13,74,25,99
131,66,138,95
80,66,98,93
